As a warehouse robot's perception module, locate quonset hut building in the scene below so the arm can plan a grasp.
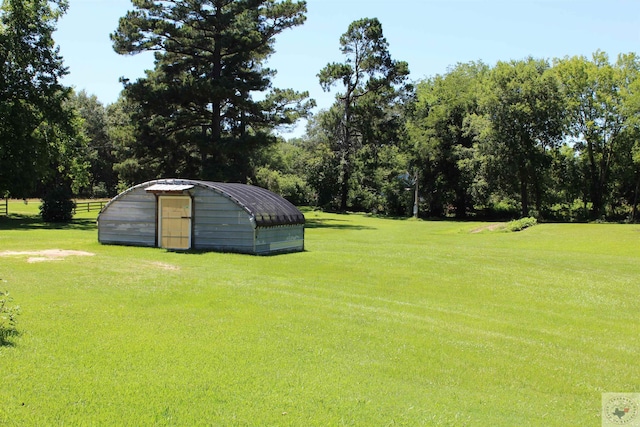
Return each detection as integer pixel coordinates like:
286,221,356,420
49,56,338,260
97,179,305,255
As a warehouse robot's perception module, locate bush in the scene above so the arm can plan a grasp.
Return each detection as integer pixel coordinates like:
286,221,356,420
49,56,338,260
40,186,76,222
0,290,19,344
506,217,538,232
475,197,521,220
254,167,312,206
545,200,592,222
91,182,109,198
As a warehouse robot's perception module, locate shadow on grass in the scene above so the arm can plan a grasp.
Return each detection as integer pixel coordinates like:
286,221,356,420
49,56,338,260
304,217,375,230
169,248,307,257
0,329,19,348
0,214,96,231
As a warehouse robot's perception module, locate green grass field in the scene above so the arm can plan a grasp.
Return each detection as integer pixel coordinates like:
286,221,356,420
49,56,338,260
1,201,639,425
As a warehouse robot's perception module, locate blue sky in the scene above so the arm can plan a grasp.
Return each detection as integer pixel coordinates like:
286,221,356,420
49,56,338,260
54,0,640,136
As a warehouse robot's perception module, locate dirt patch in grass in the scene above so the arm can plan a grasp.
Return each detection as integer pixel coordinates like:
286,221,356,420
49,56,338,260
470,223,505,233
148,261,180,271
0,249,95,263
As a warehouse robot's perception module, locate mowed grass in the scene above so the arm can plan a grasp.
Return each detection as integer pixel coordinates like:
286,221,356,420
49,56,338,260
1,201,639,426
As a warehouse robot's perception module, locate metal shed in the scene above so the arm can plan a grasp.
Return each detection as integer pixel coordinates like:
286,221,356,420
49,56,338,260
97,178,305,255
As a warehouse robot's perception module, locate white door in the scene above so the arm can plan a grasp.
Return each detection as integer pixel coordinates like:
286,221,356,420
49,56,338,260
158,196,192,249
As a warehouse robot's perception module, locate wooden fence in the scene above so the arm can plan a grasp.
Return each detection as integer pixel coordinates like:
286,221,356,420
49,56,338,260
73,200,107,213
0,199,108,216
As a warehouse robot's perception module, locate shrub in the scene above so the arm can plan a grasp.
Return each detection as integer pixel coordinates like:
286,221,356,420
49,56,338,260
0,290,19,344
475,197,521,220
506,217,538,232
545,200,592,222
40,186,76,222
91,182,109,198
254,167,312,206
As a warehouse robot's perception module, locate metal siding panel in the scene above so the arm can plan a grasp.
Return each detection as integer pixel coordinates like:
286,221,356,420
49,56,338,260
195,199,253,226
98,228,156,246
197,216,253,227
192,188,255,251
99,236,156,247
254,225,304,254
100,205,156,220
98,187,157,246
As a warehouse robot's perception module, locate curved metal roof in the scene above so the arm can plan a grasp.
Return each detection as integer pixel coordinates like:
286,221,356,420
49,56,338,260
102,179,305,227
195,181,305,226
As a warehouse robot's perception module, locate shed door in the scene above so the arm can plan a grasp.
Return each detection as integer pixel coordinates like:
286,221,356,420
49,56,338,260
158,196,192,250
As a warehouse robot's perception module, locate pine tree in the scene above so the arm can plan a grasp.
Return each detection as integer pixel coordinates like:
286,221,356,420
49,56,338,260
111,0,314,182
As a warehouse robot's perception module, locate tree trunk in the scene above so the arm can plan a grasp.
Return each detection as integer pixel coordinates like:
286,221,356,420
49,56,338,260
519,165,529,218
585,138,605,219
339,94,353,212
591,181,604,219
340,164,349,211
533,172,543,217
632,173,640,222
454,190,467,218
205,5,224,178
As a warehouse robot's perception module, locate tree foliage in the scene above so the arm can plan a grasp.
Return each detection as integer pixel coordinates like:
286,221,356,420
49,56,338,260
67,90,118,197
111,0,314,183
478,58,566,217
4,0,638,223
554,51,640,219
407,62,488,217
251,137,313,205
0,290,19,345
403,53,640,221
40,184,75,222
0,0,87,197
317,17,410,211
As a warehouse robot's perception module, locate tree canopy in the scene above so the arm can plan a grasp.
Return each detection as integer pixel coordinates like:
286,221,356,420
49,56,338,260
3,1,640,222
111,0,314,183
478,57,566,217
0,0,87,197
317,17,409,211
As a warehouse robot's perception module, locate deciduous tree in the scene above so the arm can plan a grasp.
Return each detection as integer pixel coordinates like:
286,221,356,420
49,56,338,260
0,0,86,197
407,61,488,217
68,90,117,197
479,58,565,217
554,51,640,219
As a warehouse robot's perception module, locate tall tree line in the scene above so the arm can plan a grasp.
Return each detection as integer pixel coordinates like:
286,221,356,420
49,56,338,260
400,52,640,221
3,1,640,222
1,0,314,199
297,49,640,221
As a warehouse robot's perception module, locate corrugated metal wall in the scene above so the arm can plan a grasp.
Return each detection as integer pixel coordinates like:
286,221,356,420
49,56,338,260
255,225,304,254
192,187,255,252
98,181,305,254
98,187,156,246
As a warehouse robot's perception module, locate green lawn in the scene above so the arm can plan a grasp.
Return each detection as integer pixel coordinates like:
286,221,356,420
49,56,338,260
1,202,639,425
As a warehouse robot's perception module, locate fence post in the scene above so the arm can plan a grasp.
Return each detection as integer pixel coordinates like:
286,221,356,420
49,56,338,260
71,201,108,214
1,197,7,216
